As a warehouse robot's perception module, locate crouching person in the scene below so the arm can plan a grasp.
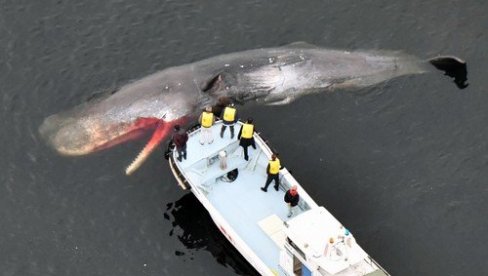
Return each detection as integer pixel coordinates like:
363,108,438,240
284,185,299,218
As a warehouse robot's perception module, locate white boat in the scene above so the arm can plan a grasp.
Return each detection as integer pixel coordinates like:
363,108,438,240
167,120,390,276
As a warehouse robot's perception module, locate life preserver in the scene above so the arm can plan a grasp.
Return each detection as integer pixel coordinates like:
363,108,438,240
201,111,214,128
269,159,281,174
223,107,236,122
241,123,254,139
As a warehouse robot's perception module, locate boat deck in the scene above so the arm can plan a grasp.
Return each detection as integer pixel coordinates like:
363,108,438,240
208,169,289,269
174,121,308,273
171,121,388,276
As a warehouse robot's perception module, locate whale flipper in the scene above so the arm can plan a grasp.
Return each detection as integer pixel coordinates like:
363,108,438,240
201,73,224,93
429,56,468,89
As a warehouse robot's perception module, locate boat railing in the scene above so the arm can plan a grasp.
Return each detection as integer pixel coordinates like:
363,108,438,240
278,169,316,212
367,256,391,276
168,153,191,190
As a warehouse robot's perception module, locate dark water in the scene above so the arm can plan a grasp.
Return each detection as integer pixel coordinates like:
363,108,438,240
1,1,487,275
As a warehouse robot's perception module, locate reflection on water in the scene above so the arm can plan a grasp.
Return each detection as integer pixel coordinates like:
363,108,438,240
163,193,259,276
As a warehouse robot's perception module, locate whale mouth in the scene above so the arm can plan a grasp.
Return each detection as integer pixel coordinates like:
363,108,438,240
429,56,468,89
124,119,169,175
40,113,188,174
125,116,191,175
39,115,162,156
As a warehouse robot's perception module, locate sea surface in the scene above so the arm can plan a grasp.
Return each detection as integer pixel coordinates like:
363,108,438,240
1,1,487,275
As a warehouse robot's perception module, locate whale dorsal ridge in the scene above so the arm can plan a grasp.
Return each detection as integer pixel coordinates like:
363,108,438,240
285,41,319,49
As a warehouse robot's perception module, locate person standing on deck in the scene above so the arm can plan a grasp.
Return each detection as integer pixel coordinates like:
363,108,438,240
261,154,282,192
284,185,299,218
198,106,215,145
172,125,188,162
220,103,238,139
237,118,256,161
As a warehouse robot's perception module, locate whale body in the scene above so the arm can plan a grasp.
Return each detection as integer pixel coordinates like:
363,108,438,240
39,42,467,174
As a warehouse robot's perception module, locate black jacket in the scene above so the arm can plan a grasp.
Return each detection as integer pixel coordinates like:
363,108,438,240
172,130,188,149
284,190,299,207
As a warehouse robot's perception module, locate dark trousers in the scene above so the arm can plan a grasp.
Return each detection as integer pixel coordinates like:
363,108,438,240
263,173,280,190
242,144,249,161
241,144,257,161
176,145,187,161
220,124,235,138
240,138,256,161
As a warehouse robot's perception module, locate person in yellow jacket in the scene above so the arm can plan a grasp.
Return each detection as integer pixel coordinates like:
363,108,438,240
220,103,238,139
198,106,215,145
261,154,283,192
237,117,256,161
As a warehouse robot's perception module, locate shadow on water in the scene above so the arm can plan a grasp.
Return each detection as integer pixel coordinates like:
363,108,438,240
429,56,469,89
163,193,259,276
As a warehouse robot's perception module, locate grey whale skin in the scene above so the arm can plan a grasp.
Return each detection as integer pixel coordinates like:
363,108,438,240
39,42,467,174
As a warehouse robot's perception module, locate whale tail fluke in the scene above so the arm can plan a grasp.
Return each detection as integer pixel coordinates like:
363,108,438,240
429,56,468,89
